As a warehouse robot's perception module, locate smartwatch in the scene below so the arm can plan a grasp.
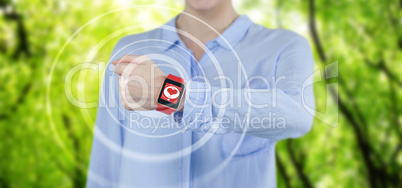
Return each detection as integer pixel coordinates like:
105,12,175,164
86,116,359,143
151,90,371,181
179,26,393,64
156,74,185,115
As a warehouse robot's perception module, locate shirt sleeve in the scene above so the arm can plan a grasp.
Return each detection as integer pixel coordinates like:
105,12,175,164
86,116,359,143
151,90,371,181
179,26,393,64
179,36,315,141
86,40,126,188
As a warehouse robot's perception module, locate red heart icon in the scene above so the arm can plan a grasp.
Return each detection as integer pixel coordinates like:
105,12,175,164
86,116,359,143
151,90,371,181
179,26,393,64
167,88,177,95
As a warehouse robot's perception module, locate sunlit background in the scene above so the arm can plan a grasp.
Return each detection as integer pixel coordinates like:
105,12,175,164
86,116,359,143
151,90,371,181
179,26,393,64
0,0,401,187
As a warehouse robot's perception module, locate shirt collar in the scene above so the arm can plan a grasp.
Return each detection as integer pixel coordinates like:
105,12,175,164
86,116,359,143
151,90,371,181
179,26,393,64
160,15,253,51
215,15,253,50
160,17,181,50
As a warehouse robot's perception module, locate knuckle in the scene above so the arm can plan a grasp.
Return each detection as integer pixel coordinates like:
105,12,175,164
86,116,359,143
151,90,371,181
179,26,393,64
122,102,132,111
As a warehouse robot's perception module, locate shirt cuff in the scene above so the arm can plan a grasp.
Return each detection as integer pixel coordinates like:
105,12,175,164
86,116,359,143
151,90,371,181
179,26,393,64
180,80,213,132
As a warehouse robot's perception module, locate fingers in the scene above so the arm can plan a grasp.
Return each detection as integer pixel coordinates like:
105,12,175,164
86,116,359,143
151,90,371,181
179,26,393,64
114,62,146,76
113,62,128,75
118,75,150,99
118,76,155,111
112,55,150,65
113,55,151,75
119,86,153,111
112,55,138,65
113,54,159,111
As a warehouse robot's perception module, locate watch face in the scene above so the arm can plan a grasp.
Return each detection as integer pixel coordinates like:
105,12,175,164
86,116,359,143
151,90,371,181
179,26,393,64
157,78,185,109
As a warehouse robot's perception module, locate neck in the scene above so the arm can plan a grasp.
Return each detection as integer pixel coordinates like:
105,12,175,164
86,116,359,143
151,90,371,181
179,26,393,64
177,1,238,44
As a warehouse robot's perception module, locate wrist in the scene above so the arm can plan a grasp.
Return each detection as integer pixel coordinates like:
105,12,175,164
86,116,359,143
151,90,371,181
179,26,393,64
177,89,185,112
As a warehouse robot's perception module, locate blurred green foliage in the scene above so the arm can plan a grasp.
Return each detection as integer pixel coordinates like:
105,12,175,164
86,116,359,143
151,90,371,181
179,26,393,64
0,0,401,187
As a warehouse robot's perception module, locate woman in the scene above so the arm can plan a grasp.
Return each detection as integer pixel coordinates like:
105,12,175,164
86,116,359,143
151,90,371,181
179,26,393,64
87,0,315,187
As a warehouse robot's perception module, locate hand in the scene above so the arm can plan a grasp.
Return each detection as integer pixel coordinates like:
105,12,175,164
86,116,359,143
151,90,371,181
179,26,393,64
113,55,166,111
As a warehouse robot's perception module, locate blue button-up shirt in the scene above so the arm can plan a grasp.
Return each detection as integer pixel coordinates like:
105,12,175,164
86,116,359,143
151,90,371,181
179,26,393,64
87,15,315,188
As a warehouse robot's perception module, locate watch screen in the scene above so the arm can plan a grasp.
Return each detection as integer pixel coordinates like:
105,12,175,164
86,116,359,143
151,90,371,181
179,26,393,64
161,82,182,104
157,78,185,109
